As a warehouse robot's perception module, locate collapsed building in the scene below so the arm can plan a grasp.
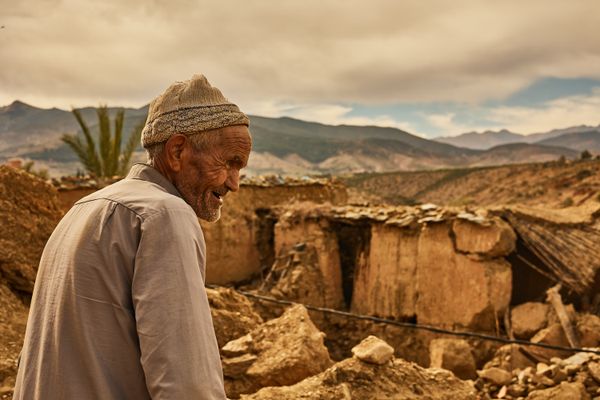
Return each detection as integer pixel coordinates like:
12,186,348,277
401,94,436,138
2,166,600,398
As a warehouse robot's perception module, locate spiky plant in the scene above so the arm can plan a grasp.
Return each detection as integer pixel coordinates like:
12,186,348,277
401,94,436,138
62,106,143,179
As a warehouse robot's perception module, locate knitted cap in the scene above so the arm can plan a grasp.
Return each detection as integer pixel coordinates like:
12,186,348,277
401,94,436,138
141,74,249,148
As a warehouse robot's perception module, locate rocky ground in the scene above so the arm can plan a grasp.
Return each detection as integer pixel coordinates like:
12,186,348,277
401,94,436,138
3,162,600,399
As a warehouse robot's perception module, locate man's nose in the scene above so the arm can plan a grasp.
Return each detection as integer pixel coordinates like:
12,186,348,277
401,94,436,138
225,169,240,192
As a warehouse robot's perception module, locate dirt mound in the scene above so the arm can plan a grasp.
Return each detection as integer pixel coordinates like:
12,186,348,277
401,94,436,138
0,165,62,293
241,337,477,400
221,304,333,398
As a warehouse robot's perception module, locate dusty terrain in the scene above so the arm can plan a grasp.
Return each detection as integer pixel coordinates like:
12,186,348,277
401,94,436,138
345,158,600,209
2,160,600,399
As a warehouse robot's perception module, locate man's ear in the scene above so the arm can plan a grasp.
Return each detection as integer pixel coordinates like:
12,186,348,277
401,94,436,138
164,134,187,172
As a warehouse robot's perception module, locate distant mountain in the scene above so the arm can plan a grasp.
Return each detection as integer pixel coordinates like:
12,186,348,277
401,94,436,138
435,125,600,151
538,131,600,152
435,129,525,150
468,143,579,166
0,100,581,176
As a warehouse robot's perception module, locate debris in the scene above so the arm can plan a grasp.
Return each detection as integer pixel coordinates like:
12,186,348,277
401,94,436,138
477,367,513,386
242,353,478,400
526,381,590,400
351,335,394,365
222,304,332,397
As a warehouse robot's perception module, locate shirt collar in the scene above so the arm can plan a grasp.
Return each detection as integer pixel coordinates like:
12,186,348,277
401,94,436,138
126,163,182,198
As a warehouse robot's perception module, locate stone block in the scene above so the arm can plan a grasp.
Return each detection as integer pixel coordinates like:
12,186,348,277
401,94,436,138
511,302,550,339
452,217,516,258
351,335,394,365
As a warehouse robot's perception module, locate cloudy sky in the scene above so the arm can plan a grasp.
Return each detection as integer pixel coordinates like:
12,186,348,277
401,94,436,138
1,0,599,138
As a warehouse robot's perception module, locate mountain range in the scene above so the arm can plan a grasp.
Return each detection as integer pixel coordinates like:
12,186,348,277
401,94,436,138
0,100,592,176
435,126,600,151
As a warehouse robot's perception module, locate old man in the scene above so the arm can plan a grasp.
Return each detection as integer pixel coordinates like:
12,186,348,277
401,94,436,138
14,75,252,399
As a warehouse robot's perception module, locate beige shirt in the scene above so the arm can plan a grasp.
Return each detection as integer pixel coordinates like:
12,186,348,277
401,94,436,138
14,164,226,399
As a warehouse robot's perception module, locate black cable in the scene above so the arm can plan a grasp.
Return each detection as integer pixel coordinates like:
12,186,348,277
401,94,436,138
206,284,600,356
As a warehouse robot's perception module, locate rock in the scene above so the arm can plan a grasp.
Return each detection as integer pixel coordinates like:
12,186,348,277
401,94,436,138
206,287,263,348
0,166,62,292
577,313,600,347
588,361,600,384
564,352,595,367
452,217,516,258
497,385,508,398
351,335,394,365
529,323,572,361
511,302,550,339
222,304,333,397
222,354,258,378
478,367,513,386
429,338,477,380
221,333,253,357
526,381,590,399
484,344,535,372
508,383,527,397
416,223,512,331
241,356,478,400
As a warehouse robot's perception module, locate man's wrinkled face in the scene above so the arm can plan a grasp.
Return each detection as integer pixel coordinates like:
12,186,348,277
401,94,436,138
174,125,252,221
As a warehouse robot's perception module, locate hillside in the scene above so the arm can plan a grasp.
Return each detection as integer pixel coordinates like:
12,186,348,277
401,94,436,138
345,158,600,209
435,129,524,149
538,130,600,152
0,100,583,176
436,125,600,150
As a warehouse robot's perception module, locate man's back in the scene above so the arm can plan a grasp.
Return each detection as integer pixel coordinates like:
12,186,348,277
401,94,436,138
14,164,226,399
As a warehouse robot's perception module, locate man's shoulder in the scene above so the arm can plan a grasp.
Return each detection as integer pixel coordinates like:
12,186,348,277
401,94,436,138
77,178,194,220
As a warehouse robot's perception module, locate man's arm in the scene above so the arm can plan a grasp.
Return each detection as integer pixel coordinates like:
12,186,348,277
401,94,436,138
132,207,226,399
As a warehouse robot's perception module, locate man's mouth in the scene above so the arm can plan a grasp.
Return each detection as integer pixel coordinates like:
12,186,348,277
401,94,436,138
212,191,222,200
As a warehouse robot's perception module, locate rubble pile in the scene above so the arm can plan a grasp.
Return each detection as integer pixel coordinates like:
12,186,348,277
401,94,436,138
476,350,600,399
221,304,333,398
241,336,478,400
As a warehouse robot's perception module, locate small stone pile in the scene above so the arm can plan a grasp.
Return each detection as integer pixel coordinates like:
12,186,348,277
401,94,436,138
475,351,600,399
243,335,478,400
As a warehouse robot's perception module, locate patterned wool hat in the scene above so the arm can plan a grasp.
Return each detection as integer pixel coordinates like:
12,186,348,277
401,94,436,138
141,74,249,148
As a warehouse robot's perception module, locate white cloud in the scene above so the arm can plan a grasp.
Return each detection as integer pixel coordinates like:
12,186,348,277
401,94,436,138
426,87,600,136
488,88,600,134
1,0,600,108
